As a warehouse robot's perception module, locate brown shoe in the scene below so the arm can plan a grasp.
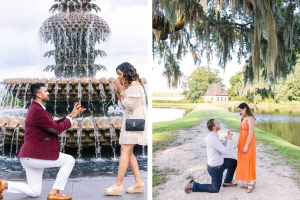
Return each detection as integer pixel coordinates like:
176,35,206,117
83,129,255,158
47,193,72,200
0,179,3,199
223,183,238,187
184,180,194,194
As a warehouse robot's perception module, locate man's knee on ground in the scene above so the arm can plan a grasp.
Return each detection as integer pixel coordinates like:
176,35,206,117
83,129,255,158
29,186,42,197
211,187,220,193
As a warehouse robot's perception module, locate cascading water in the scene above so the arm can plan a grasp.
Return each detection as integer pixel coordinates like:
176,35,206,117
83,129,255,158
22,83,30,116
9,83,16,109
0,127,6,157
77,125,83,160
54,83,59,117
109,124,117,160
88,81,94,117
78,81,82,102
108,83,116,109
60,130,67,153
99,82,106,114
94,129,101,159
15,127,20,156
142,145,146,158
66,82,70,112
13,83,22,114
0,84,7,108
9,128,19,158
2,84,11,108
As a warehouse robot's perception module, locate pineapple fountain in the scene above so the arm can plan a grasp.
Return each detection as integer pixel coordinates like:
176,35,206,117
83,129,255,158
0,0,148,163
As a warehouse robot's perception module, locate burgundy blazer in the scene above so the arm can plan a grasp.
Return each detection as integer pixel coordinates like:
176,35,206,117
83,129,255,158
16,101,72,160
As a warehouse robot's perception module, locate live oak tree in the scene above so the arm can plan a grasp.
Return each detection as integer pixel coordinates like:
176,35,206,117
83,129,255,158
153,0,300,88
182,66,224,102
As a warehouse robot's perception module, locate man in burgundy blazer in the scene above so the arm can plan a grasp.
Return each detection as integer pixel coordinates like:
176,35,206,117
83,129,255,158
0,83,85,200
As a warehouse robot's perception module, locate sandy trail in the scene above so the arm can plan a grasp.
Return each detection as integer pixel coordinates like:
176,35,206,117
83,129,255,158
153,112,300,200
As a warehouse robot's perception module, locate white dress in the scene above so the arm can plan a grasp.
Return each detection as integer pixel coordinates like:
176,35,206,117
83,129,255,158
118,84,148,146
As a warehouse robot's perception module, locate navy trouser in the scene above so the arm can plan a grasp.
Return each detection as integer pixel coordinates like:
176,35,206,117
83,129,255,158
192,158,237,193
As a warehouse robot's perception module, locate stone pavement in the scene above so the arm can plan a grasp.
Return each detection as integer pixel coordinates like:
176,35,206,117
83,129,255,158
2,172,147,200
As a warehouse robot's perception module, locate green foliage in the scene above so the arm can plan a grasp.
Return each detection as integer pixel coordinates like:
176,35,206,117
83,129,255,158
227,71,244,98
152,99,192,104
153,0,300,88
182,66,224,102
152,92,184,97
275,59,300,102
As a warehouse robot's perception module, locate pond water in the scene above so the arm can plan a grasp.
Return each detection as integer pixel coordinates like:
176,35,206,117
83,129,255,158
152,107,192,123
218,104,300,147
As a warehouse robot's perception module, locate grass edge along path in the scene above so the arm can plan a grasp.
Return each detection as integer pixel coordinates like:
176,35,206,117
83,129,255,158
153,103,300,188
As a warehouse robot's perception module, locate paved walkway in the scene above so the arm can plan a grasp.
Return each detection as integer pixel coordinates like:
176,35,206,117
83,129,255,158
2,172,147,200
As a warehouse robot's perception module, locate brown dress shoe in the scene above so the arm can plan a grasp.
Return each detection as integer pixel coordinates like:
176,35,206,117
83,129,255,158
47,193,72,200
0,179,3,199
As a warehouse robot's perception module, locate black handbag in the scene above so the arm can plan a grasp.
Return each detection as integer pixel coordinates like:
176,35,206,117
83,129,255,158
125,119,145,131
125,86,146,131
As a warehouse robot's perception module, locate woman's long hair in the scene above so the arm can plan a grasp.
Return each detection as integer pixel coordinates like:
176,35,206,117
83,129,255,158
238,103,254,117
116,62,140,85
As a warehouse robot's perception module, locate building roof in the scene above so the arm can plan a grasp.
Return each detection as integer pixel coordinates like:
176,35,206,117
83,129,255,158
203,83,228,96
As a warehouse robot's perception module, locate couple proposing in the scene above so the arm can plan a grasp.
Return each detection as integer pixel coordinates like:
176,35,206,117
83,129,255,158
0,62,147,199
185,103,256,194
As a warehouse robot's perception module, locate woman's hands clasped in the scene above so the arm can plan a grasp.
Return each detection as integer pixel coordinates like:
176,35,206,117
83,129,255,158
112,80,125,93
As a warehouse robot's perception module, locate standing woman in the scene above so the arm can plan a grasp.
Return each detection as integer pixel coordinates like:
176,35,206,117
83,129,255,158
104,62,147,195
236,103,256,193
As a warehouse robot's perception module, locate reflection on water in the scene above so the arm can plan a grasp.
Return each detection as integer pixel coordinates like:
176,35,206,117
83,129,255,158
0,145,147,180
256,122,300,147
152,108,192,122
219,104,300,147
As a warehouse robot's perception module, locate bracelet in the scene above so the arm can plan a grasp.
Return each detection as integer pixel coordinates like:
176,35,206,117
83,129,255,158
120,92,124,95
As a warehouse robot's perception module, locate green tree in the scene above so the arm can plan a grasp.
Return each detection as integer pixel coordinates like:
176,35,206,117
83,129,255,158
275,58,300,102
153,0,300,88
227,71,244,98
182,66,224,102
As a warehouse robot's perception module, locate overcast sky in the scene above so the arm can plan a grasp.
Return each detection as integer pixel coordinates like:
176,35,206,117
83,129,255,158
0,0,150,81
152,53,244,92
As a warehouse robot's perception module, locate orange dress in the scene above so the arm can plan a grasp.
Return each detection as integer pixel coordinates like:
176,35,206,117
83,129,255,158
236,116,256,182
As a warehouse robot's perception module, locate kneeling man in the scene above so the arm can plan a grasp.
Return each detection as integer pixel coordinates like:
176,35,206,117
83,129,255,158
0,83,85,200
185,119,237,193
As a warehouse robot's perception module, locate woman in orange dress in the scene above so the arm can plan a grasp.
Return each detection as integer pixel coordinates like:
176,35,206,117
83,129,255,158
236,103,256,193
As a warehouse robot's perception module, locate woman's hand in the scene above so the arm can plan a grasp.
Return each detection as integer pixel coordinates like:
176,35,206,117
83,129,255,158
114,80,125,93
112,82,118,92
242,145,248,153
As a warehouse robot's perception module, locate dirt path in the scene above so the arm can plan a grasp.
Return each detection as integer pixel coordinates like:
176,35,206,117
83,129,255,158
153,120,300,200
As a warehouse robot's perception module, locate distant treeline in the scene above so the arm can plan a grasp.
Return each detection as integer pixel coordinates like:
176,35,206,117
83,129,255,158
153,92,184,97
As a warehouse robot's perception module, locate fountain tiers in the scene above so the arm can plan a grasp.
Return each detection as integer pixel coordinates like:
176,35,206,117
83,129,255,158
0,116,122,148
2,77,147,102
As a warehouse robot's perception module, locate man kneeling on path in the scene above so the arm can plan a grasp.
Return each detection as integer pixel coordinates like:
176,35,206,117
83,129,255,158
185,119,237,193
0,83,86,200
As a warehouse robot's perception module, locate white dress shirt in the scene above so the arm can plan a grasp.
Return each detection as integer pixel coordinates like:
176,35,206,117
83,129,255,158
207,131,231,167
33,100,73,125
